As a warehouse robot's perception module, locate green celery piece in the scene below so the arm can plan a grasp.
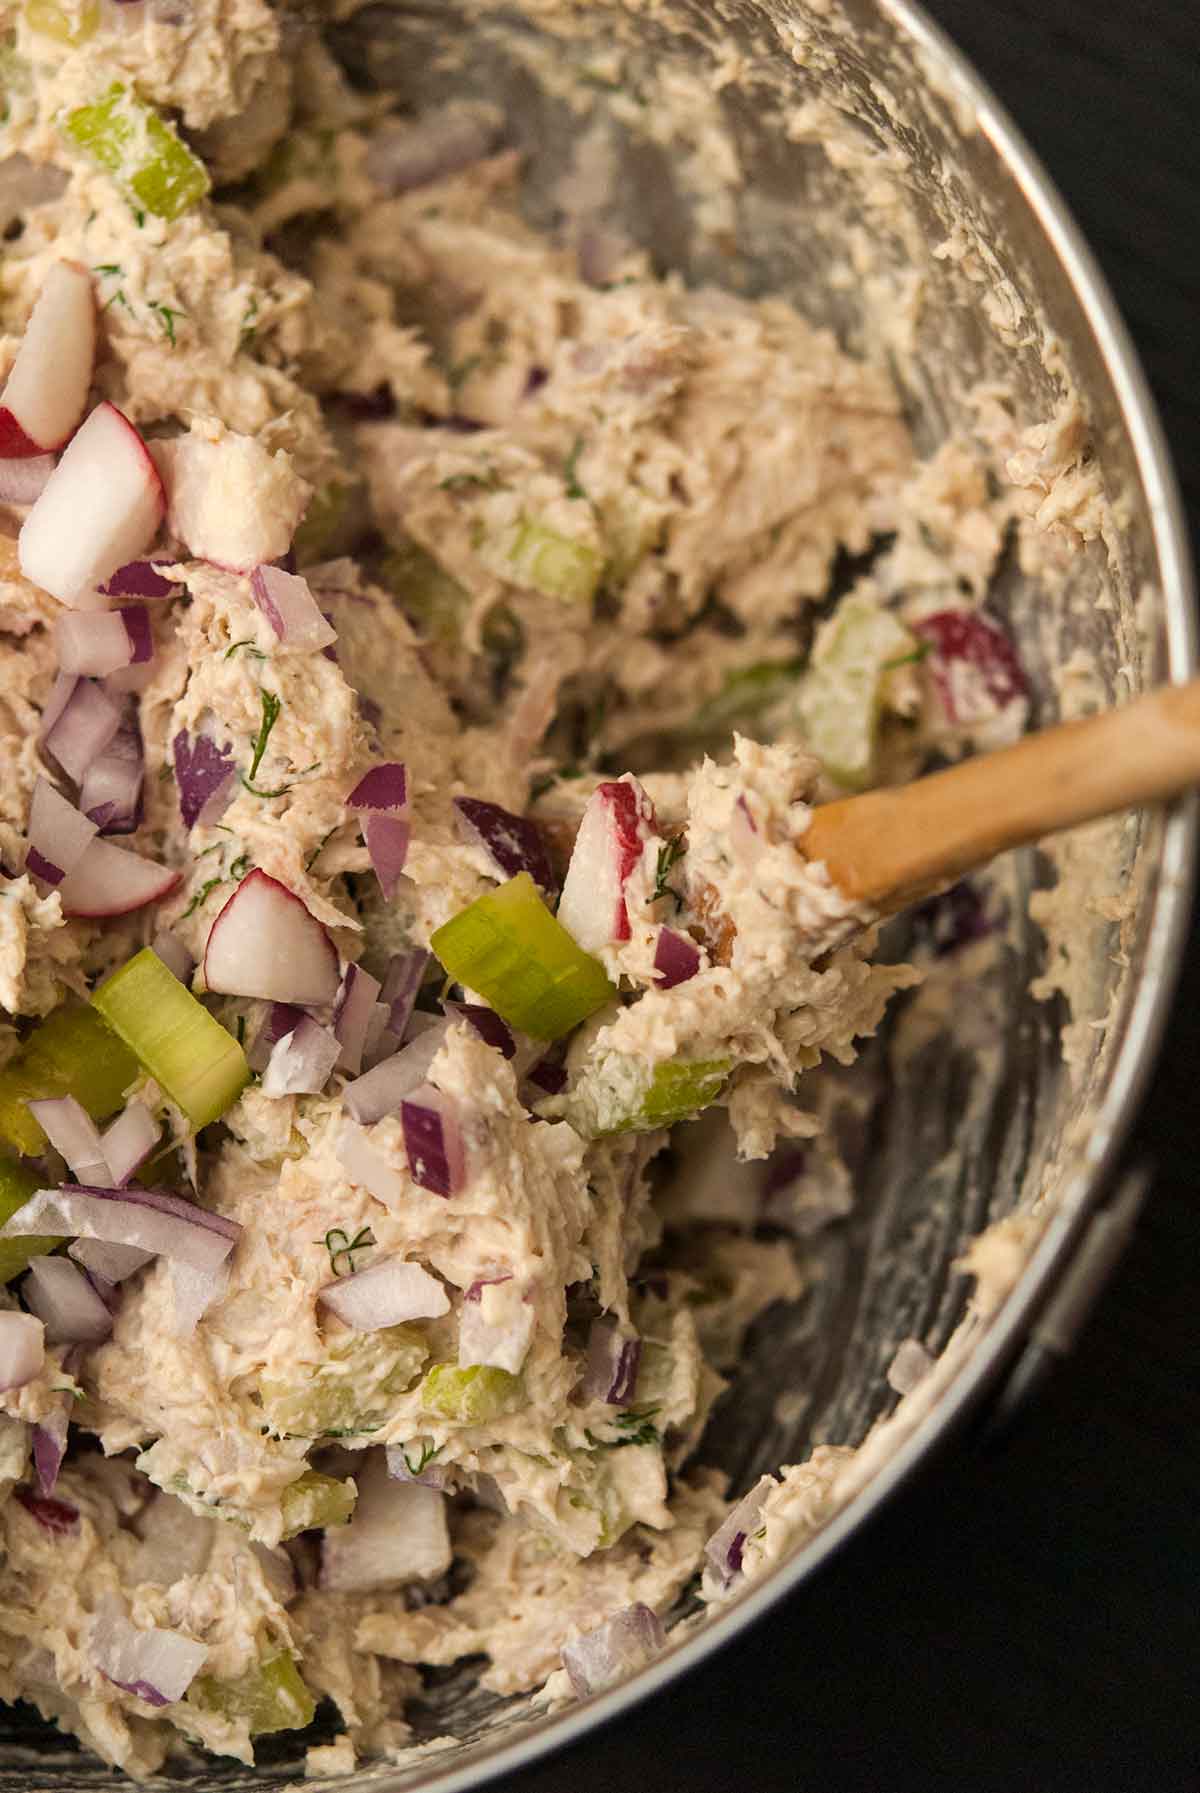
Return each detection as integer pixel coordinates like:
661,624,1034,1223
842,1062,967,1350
258,1324,427,1439
567,1054,732,1139
0,1154,59,1284
796,594,915,790
92,949,248,1132
293,480,358,565
688,659,805,738
506,519,602,605
189,1652,315,1737
63,84,211,222
380,539,469,643
421,1362,521,1424
279,1469,355,1538
0,1004,139,1157
431,872,614,1042
23,0,98,46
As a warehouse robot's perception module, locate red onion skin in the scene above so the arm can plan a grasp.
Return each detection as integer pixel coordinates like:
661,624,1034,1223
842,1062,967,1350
653,927,700,989
913,610,1027,722
347,763,408,813
400,1088,464,1197
15,1488,79,1535
101,560,177,599
452,797,557,894
172,730,235,832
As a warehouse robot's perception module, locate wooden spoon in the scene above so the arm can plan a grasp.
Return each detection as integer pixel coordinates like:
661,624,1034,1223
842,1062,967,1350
801,679,1200,913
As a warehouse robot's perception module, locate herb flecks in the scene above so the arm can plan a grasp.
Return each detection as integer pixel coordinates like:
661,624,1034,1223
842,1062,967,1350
587,1404,661,1450
653,835,686,904
400,1438,442,1477
438,468,501,494
229,852,250,882
306,827,336,871
317,1225,376,1278
248,690,281,782
564,435,589,501
148,300,185,346
225,638,266,661
239,295,259,349
180,876,224,921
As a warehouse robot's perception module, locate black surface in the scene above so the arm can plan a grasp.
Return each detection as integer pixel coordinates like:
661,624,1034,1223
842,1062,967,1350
493,7,1200,1792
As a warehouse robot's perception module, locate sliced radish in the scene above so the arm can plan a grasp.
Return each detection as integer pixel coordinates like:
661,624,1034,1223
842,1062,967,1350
58,838,180,918
19,403,164,605
0,261,96,458
318,1256,449,1331
558,777,658,953
203,869,339,1005
55,610,134,678
151,428,307,572
25,777,98,886
260,1015,340,1097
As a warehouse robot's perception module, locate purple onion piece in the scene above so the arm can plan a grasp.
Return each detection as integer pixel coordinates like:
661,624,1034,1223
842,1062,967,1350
445,1001,515,1059
260,1015,340,1098
119,606,154,665
172,730,236,832
32,1410,68,1496
333,962,383,1075
582,1316,641,1405
22,1256,112,1347
100,560,178,599
342,1019,447,1125
911,879,994,957
703,1474,777,1588
80,714,143,836
561,1603,666,1698
380,949,428,1038
362,813,410,901
452,796,557,893
15,1488,79,1534
400,1086,465,1197
43,680,122,785
347,762,407,813
653,927,700,989
247,1001,308,1073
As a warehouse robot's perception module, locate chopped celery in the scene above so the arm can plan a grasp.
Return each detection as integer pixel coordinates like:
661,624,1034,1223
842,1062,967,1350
421,1362,521,1424
0,1005,139,1157
431,872,614,1042
504,519,602,605
279,1469,355,1538
292,480,359,565
379,540,468,643
189,1652,315,1737
567,1054,732,1139
92,949,248,1132
796,594,916,789
0,1154,59,1284
23,0,98,46
688,659,804,738
258,1324,427,1438
63,84,211,222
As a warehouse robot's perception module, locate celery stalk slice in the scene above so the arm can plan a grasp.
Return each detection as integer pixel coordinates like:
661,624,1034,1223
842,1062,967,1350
797,594,916,790
431,872,615,1042
0,1154,59,1283
279,1469,355,1537
189,1652,315,1737
421,1362,521,1424
567,1054,732,1138
24,0,99,46
92,949,248,1131
0,1005,139,1157
504,519,602,605
63,84,210,221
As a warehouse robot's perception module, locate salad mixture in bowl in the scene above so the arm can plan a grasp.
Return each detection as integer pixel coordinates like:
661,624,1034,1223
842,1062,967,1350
0,0,1125,1780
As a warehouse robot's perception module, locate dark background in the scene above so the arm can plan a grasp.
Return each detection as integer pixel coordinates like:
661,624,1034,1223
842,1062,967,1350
497,5,1200,1790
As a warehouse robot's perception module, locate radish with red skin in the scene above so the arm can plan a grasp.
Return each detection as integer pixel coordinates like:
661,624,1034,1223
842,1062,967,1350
19,403,165,605
0,262,95,458
557,777,659,954
58,839,179,918
0,455,55,504
204,869,340,1005
250,565,336,650
914,610,1027,724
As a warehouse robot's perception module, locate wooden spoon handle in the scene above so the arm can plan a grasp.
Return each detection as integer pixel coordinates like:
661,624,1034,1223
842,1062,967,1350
802,677,1200,909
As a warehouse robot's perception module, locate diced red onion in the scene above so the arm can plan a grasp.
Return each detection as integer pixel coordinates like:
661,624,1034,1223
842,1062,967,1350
28,1094,109,1184
380,949,428,1037
0,453,55,504
150,929,193,985
561,1603,666,1698
333,962,383,1075
69,1236,154,1283
914,609,1028,722
261,1016,341,1097
247,1001,306,1074
120,605,153,665
336,1118,407,1209
0,1309,44,1391
100,560,178,600
453,796,556,893
79,714,143,835
400,1085,465,1198
25,778,97,886
703,1474,777,1588
99,1101,160,1187
15,1487,79,1534
653,927,700,989
361,1001,397,1071
365,107,501,195
32,1407,68,1495
55,610,141,678
169,1259,230,1338
57,837,178,918
385,1446,453,1491
444,1001,515,1059
362,814,410,899
38,672,77,743
172,730,235,832
250,565,336,650
342,1019,448,1125
887,1337,934,1395
524,1045,567,1097
319,1256,450,1331
22,1256,113,1346
1,1185,240,1272
582,1316,641,1405
320,1452,450,1593
458,1275,532,1375
43,678,122,784
346,764,408,815
89,1610,207,1707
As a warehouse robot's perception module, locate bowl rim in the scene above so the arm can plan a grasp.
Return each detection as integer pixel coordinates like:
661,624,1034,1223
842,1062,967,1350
302,3,1199,1786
